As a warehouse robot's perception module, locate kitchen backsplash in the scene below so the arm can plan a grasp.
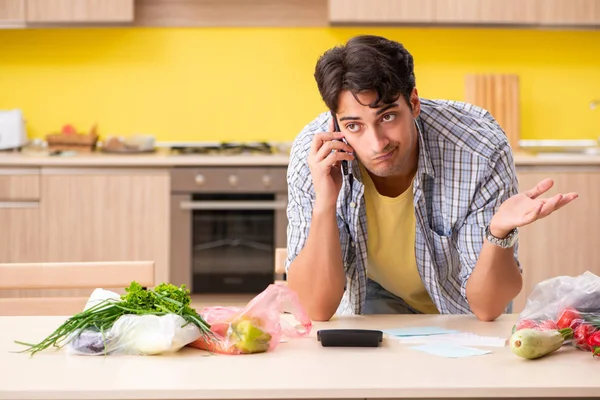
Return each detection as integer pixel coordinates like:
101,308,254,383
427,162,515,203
0,27,599,142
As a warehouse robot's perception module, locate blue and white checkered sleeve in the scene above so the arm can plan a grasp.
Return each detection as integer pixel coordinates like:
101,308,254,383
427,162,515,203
285,113,331,273
285,135,316,275
456,139,521,302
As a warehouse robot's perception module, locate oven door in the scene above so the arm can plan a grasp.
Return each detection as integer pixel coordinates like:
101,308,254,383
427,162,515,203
170,192,287,295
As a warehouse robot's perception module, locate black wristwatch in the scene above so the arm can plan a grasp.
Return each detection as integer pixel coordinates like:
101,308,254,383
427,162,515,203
485,225,518,248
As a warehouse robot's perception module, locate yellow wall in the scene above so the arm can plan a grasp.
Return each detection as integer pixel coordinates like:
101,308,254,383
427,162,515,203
1,27,599,142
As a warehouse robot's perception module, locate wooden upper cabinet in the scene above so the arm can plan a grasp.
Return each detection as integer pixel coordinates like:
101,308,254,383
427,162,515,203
329,0,436,24
26,0,134,23
328,0,600,27
135,0,327,27
537,0,600,25
0,0,25,26
436,0,538,24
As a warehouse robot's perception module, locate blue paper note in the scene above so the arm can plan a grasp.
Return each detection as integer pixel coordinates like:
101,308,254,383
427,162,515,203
410,343,491,358
382,326,459,337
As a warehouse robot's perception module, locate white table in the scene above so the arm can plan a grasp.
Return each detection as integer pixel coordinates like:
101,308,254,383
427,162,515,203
0,314,598,400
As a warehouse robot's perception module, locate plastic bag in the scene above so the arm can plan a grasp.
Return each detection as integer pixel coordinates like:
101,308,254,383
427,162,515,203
514,271,600,353
188,283,312,354
66,313,202,356
66,289,202,356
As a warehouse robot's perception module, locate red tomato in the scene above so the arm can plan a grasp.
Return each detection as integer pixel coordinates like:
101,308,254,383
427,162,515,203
556,307,582,329
61,124,77,135
538,320,559,331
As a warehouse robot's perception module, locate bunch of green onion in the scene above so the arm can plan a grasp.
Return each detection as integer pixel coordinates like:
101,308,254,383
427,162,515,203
15,282,215,356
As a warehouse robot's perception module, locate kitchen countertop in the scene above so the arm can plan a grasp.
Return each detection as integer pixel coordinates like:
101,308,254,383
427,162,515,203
0,148,291,167
2,149,600,167
512,151,600,166
1,313,598,400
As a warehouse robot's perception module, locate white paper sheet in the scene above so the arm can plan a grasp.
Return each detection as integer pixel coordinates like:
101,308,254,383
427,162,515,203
393,332,507,347
410,343,492,358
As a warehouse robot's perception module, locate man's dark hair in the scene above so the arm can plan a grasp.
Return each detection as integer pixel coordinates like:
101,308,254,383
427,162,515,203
314,35,416,113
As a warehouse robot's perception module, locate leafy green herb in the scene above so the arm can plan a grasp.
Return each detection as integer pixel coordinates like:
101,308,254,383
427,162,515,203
15,281,215,356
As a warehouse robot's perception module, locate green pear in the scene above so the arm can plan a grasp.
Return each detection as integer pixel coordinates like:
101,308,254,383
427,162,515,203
230,318,272,354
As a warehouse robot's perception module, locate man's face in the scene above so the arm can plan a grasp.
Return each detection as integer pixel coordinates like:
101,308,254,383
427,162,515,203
335,89,420,178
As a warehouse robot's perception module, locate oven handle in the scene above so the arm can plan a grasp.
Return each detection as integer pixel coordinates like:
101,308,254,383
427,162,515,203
179,200,287,210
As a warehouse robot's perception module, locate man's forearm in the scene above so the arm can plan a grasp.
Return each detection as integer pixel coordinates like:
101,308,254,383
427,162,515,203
466,236,522,321
287,206,346,321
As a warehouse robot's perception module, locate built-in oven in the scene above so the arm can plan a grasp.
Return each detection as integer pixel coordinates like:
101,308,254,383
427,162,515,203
170,166,288,295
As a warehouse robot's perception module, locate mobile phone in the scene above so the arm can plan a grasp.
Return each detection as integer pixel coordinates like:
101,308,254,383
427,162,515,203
317,329,383,347
331,113,349,176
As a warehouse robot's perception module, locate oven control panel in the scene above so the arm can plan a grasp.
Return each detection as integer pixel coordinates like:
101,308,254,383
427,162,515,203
171,167,288,193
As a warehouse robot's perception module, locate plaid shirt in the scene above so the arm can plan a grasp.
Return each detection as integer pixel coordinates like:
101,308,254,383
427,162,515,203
285,98,520,316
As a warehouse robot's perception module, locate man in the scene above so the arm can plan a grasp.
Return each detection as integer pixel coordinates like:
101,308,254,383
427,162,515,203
284,35,578,322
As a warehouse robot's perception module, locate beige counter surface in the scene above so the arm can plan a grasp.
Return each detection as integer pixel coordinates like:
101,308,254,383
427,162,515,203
0,151,290,167
2,150,600,168
513,151,600,167
1,314,598,400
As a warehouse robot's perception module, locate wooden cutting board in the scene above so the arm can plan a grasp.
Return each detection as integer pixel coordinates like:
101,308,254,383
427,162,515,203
464,74,521,150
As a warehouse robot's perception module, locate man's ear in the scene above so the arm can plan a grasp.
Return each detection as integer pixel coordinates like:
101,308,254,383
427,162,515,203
410,88,421,119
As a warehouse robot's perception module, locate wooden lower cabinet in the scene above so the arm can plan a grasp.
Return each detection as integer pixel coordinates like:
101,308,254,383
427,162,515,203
39,168,170,287
513,167,600,313
2,163,598,314
0,168,42,264
0,167,170,302
0,203,41,263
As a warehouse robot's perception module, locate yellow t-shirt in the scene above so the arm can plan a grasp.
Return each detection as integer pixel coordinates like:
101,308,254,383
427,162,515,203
360,165,439,314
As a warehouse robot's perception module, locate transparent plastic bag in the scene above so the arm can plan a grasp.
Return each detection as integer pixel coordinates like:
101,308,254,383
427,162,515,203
188,283,312,355
65,289,201,356
66,313,202,356
514,271,600,354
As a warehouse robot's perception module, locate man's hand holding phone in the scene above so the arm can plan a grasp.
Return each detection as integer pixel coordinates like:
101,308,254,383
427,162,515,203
307,116,355,213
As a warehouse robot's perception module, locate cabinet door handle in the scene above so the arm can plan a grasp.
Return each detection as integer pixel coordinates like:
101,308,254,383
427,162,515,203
180,200,286,210
0,201,39,209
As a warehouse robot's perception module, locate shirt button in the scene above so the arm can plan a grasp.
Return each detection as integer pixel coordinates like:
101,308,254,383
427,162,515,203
350,202,356,208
